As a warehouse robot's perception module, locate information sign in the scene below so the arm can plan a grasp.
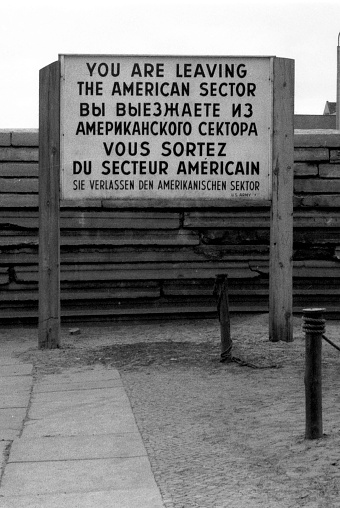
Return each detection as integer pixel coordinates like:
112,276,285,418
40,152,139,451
38,55,294,349
60,55,273,202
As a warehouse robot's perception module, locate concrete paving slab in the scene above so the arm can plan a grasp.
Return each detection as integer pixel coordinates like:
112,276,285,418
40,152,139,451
0,358,23,366
29,400,132,421
0,365,32,377
33,378,123,392
22,408,138,438
38,367,121,384
0,429,21,441
0,393,30,409
9,433,147,462
0,377,32,390
0,487,164,508
31,387,129,407
0,408,27,440
0,408,27,430
0,457,159,496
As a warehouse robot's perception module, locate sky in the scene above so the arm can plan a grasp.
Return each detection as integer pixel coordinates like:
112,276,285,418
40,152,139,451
1,0,340,128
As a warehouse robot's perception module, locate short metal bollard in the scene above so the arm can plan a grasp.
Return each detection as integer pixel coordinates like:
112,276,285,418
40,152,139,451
303,308,326,440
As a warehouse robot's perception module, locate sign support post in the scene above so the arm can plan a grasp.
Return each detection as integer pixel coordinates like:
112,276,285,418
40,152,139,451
269,58,294,342
38,61,61,349
337,33,340,130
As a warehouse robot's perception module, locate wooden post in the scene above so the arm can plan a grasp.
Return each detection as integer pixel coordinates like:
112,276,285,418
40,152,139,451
303,308,325,439
38,61,61,349
336,34,340,130
214,275,232,363
269,58,294,342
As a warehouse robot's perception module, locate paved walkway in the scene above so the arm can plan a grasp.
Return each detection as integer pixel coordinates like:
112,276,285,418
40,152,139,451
2,317,340,507
0,353,164,507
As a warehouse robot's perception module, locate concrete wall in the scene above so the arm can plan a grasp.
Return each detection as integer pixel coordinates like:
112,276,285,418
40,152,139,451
1,129,340,322
294,115,336,130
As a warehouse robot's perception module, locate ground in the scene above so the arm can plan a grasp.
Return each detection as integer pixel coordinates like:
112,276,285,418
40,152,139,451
3,313,340,507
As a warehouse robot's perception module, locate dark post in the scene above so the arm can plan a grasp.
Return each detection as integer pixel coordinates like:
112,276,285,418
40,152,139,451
303,308,325,439
38,61,61,349
336,33,340,130
269,57,294,343
214,275,232,363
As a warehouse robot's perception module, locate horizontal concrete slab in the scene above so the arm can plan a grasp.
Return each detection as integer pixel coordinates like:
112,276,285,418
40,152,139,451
0,408,26,430
0,429,22,441
31,401,133,422
1,456,158,496
28,400,132,422
0,358,24,366
38,367,121,385
0,393,30,409
0,487,164,508
0,377,32,391
0,408,27,440
33,378,123,393
22,407,138,438
28,393,133,426
31,386,130,407
0,364,32,377
9,433,146,462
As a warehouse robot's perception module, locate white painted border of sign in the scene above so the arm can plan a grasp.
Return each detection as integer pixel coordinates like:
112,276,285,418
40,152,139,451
38,56,294,348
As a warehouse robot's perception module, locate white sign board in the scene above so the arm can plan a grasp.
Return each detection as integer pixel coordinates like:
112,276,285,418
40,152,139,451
60,55,273,202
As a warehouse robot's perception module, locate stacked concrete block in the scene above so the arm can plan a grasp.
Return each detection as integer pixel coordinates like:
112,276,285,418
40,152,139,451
1,129,340,321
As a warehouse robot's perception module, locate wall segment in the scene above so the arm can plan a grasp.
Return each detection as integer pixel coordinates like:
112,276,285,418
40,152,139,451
0,128,340,321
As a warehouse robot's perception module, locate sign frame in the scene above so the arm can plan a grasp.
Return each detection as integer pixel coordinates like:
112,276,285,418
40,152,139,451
38,55,294,348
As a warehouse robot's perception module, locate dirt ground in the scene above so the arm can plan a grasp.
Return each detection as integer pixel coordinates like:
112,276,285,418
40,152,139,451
3,313,340,507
